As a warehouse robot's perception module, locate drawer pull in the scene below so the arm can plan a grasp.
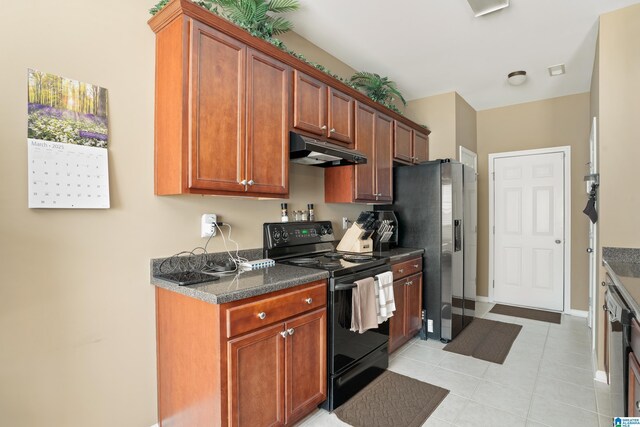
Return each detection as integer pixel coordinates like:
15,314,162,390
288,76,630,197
406,281,413,286
398,268,404,274
287,328,295,336
258,312,267,320
636,400,640,411
280,331,288,338
413,264,419,268
305,297,313,305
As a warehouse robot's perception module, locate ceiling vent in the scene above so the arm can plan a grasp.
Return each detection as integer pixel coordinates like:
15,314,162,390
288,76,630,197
467,0,510,17
548,64,566,76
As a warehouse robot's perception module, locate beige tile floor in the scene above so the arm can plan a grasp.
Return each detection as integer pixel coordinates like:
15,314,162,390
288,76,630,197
296,301,615,427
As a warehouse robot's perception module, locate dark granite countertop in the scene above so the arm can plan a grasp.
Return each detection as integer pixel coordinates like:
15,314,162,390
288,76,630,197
602,247,640,316
374,247,424,263
150,249,328,304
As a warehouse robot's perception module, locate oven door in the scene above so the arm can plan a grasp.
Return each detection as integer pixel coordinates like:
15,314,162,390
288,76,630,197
328,264,391,376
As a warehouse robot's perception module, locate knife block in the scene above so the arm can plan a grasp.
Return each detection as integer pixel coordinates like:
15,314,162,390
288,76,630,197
337,224,373,253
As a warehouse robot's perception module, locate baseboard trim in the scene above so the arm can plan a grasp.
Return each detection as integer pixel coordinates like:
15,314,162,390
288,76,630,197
476,296,491,303
594,370,608,384
150,424,159,427
568,309,588,318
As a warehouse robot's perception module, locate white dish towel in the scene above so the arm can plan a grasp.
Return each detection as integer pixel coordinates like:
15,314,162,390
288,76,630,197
374,271,395,323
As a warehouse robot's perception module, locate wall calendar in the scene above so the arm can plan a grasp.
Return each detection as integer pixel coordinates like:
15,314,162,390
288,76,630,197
27,69,110,209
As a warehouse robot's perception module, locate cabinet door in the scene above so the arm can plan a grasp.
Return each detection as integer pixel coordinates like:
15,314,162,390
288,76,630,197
327,87,354,147
246,48,289,195
228,323,286,427
388,279,406,353
394,121,413,163
354,102,376,201
413,130,429,163
286,308,327,423
190,21,246,192
405,273,423,337
375,112,394,202
293,70,327,136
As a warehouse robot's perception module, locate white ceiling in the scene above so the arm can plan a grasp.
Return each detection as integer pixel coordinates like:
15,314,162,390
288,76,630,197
286,0,640,111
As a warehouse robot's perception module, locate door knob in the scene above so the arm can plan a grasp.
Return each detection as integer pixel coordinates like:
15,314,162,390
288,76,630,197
321,125,327,130
555,239,562,244
240,179,247,186
287,328,295,336
280,331,288,338
258,312,267,320
305,297,313,305
247,180,255,186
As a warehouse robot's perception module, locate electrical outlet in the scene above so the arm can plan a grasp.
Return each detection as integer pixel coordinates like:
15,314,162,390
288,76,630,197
342,217,350,230
201,214,217,237
427,319,434,333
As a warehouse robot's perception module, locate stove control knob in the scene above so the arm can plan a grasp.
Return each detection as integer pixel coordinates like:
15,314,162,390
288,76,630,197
326,227,333,235
320,226,327,235
273,230,281,240
282,231,289,241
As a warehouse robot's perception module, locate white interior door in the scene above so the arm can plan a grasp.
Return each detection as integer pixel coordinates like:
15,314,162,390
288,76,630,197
493,152,565,311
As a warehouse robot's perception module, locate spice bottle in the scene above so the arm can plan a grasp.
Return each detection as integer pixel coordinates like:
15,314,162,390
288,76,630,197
281,203,289,222
308,204,315,221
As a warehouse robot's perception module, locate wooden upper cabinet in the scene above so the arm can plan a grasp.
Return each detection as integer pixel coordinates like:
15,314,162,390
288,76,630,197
153,18,289,197
190,21,246,193
327,87,355,146
325,102,393,204
293,70,354,148
393,121,413,163
413,130,429,163
353,102,376,201
375,113,393,202
246,48,290,195
293,70,327,137
393,121,429,165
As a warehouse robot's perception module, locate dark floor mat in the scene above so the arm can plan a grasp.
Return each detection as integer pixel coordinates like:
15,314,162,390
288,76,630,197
490,304,562,324
334,371,449,427
443,318,522,364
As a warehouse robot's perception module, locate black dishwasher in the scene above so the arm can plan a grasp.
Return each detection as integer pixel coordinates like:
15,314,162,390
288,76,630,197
605,282,633,417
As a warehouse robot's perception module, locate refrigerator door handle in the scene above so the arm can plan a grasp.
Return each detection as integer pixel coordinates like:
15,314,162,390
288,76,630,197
454,219,462,252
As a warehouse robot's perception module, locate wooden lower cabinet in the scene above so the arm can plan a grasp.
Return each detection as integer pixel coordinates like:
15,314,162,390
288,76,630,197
388,256,423,353
629,352,640,417
156,280,327,427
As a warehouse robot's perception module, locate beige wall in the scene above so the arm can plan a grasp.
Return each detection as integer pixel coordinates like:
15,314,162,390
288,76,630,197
405,92,457,160
0,2,364,426
476,93,592,311
455,93,478,155
594,3,640,371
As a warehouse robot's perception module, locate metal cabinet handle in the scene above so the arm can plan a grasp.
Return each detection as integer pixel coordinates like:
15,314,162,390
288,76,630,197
555,239,562,244
330,128,336,133
321,125,327,130
287,328,295,336
258,312,266,320
305,297,313,305
247,179,255,186
636,400,640,411
280,331,288,338
240,179,247,186
413,264,419,268
398,268,404,274
406,281,413,286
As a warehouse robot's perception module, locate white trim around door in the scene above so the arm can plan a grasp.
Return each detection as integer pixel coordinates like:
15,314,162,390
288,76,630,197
488,146,572,314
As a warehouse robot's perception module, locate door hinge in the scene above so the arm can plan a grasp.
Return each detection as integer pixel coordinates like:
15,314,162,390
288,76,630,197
492,225,495,234
492,280,495,288
492,172,495,181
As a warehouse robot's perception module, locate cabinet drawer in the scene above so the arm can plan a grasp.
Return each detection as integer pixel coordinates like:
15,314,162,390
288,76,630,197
226,282,326,338
392,257,423,280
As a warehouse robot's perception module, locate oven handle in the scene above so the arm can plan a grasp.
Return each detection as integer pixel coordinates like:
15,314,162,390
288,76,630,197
334,283,358,291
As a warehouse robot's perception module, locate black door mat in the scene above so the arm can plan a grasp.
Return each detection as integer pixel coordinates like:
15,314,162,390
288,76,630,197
490,303,562,324
334,371,449,427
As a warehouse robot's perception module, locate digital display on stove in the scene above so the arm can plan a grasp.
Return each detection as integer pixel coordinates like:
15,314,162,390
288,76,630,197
301,229,309,235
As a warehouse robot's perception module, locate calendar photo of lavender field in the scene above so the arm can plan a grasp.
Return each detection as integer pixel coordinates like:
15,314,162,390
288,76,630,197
27,69,109,147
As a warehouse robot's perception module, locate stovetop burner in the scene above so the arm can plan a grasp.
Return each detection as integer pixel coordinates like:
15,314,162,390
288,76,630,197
324,252,344,260
342,254,374,262
288,257,321,267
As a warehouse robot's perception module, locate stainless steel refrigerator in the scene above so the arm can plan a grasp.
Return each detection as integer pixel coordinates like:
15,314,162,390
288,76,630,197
390,159,477,342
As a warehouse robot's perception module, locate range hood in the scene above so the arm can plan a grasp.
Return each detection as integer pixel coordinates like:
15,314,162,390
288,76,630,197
289,132,367,167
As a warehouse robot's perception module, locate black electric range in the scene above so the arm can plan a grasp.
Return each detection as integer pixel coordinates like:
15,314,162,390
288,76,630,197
264,221,391,410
